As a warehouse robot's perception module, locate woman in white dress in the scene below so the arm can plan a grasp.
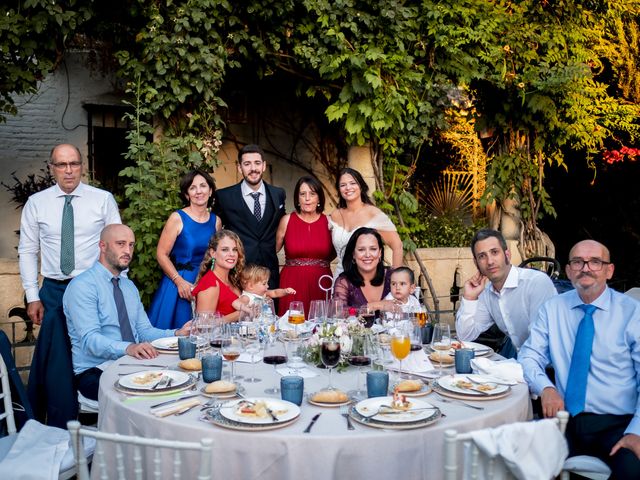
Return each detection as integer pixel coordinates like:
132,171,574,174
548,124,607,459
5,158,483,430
329,167,404,277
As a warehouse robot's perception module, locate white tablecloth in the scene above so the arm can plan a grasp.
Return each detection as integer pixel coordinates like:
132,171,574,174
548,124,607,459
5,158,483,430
98,352,532,480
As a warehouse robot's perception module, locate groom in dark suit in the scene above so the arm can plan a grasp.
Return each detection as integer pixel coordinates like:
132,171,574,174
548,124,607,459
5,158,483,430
215,144,286,289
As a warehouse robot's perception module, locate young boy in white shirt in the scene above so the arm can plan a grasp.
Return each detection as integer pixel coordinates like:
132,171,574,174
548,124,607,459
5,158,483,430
384,266,420,313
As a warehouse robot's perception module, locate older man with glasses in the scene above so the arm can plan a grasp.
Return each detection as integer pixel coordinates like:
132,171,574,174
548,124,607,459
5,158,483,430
18,143,121,427
520,239,640,478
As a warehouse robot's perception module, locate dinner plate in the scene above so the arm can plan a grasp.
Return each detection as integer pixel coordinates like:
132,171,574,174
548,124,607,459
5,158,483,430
219,397,300,425
449,341,493,357
432,383,512,401
355,396,437,423
151,336,208,351
199,384,245,399
436,374,510,396
113,378,196,396
389,382,432,397
349,404,440,430
118,370,191,391
307,391,352,407
202,408,300,431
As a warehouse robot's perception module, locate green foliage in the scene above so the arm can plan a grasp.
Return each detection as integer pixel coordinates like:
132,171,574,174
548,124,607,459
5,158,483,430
414,209,486,249
0,1,94,120
1,164,54,209
120,75,222,305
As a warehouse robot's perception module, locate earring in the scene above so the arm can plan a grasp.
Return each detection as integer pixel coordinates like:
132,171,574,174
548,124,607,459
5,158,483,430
317,203,320,207
210,258,216,271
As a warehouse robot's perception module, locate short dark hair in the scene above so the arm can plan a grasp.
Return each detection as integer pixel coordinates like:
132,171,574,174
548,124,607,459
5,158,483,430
342,227,386,287
238,144,265,163
179,169,216,208
470,229,508,256
335,167,374,209
294,175,325,214
390,266,415,284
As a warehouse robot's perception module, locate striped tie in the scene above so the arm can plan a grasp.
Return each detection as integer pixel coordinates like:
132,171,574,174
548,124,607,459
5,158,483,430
60,195,75,275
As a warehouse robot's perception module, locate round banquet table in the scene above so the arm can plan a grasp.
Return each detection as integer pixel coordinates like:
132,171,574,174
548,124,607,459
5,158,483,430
98,351,532,480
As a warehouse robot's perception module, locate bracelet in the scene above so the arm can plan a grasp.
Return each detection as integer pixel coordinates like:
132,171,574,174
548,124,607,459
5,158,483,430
170,273,180,282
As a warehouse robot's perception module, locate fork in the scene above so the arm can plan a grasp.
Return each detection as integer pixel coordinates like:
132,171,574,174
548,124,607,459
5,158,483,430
465,376,513,387
339,405,355,430
151,374,170,390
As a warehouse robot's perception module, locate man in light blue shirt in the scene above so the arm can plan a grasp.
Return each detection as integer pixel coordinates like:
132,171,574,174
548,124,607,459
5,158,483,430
64,224,191,400
520,240,640,477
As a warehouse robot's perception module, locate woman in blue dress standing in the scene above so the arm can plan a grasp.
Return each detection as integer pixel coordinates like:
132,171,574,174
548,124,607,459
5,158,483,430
148,169,220,328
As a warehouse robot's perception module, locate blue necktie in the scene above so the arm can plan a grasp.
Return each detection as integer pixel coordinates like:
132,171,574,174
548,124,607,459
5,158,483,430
250,192,262,221
564,304,597,416
60,195,75,275
112,278,135,342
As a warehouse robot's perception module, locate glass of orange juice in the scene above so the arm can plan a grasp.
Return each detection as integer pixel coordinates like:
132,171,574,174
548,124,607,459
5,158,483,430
391,333,411,379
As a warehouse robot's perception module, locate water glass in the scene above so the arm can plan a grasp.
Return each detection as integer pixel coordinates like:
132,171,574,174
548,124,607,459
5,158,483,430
326,298,346,324
201,353,223,383
455,348,475,374
178,336,196,360
280,376,304,405
366,371,389,398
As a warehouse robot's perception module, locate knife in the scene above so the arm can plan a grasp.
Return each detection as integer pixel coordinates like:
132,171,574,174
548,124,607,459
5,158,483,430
150,393,200,410
303,413,321,433
119,363,169,368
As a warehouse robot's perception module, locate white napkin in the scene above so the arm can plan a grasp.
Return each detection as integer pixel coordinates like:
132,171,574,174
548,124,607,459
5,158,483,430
390,349,434,373
236,352,263,363
151,398,201,417
468,419,568,480
276,366,318,378
471,357,524,384
0,420,69,480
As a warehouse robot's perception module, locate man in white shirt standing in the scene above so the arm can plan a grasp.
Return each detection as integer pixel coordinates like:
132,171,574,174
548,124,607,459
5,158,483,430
18,144,121,427
455,229,557,358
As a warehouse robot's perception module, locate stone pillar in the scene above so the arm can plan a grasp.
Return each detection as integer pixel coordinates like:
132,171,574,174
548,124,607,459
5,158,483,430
347,145,376,195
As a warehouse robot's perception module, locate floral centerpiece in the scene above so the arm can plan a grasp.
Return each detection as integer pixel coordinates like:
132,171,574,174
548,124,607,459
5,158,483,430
303,316,369,372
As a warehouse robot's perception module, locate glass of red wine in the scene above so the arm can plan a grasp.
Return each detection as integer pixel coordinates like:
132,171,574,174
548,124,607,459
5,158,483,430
348,333,374,400
321,336,341,390
358,305,376,328
263,334,287,395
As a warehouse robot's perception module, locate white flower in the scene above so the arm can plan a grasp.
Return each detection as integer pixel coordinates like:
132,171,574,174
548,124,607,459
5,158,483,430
340,335,352,353
334,326,343,337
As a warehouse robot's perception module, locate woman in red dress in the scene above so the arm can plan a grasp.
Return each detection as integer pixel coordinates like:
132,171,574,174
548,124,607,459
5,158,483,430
192,230,245,322
276,176,336,316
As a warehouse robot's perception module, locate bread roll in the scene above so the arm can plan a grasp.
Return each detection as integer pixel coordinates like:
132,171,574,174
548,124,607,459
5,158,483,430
178,358,202,371
429,351,454,364
311,390,349,403
205,380,236,394
396,379,423,392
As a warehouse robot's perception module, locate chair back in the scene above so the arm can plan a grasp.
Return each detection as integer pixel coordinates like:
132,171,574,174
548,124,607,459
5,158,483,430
67,421,213,480
443,412,569,480
0,355,17,436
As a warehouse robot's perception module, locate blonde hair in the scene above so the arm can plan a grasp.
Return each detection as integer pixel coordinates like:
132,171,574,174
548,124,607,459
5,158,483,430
196,230,245,290
240,264,270,289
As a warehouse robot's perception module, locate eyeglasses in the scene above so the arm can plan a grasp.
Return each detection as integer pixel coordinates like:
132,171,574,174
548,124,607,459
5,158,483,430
51,161,82,170
568,259,611,271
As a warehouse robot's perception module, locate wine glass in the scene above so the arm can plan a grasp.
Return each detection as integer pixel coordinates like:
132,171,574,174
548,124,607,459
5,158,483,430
321,336,341,390
326,298,345,324
358,304,376,328
391,331,411,380
348,333,374,400
308,300,327,324
244,334,262,383
430,322,451,377
288,300,305,329
221,326,243,383
189,313,208,358
263,331,287,395
208,312,225,353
